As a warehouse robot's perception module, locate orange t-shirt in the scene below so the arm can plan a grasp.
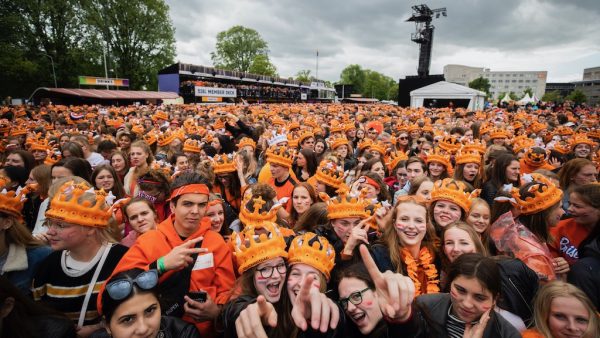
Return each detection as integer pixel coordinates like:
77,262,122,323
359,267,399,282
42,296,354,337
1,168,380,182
549,218,591,265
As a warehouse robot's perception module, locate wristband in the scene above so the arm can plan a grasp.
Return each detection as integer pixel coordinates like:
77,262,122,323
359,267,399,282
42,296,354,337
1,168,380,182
157,257,166,274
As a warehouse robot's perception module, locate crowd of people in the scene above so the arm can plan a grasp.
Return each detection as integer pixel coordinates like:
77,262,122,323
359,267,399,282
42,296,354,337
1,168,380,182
0,101,599,338
180,80,303,100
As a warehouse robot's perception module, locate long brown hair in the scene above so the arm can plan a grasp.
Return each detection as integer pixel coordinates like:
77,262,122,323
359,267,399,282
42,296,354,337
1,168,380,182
289,182,319,225
381,196,438,273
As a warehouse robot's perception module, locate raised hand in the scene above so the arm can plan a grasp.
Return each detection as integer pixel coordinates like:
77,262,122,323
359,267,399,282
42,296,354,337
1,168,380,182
291,275,340,332
343,217,372,255
162,236,207,271
359,245,415,321
463,309,491,338
234,296,278,338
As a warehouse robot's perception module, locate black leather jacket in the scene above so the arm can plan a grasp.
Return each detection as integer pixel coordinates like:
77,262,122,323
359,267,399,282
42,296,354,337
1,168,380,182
91,316,200,338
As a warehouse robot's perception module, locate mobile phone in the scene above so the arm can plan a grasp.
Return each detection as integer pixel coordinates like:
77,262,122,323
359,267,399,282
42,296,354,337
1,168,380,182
187,291,207,303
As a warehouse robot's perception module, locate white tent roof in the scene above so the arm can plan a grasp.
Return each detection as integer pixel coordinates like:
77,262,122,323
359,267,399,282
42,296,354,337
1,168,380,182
501,93,513,103
518,93,534,105
410,81,486,96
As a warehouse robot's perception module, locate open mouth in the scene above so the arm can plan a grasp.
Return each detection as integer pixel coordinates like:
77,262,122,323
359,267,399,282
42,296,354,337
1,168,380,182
401,230,419,239
266,282,280,294
351,312,366,324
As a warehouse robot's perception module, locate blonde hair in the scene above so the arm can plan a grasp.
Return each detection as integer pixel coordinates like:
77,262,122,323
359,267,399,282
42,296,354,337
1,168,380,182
532,281,600,338
440,221,488,269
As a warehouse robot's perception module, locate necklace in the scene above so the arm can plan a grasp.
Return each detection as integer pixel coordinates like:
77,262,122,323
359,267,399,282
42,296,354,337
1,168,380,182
401,247,440,295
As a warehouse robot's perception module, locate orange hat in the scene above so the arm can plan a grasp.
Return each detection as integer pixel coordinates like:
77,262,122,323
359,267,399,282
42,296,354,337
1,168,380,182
386,150,409,171
425,149,454,175
287,232,336,280
489,128,510,140
212,153,236,175
45,181,113,228
266,146,294,168
232,222,288,274
183,139,202,154
523,147,548,168
157,131,176,147
460,139,486,155
438,135,462,154
322,188,372,220
297,130,315,145
554,126,573,137
369,141,387,156
152,110,168,121
0,186,30,220
430,178,471,213
455,151,482,166
365,121,383,135
237,137,256,151
500,173,563,215
238,195,282,229
310,160,345,190
570,133,597,150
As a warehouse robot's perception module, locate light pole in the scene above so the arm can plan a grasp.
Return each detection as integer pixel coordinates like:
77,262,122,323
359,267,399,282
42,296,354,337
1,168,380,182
41,53,57,88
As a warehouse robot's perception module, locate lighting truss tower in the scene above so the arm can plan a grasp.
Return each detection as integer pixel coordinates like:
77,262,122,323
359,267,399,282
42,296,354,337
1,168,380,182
406,4,447,78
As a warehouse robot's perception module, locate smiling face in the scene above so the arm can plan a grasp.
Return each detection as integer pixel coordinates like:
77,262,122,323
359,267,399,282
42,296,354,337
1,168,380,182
568,192,600,228
254,257,286,303
338,277,382,335
443,228,477,263
107,291,161,338
433,200,463,228
95,169,115,191
450,276,495,323
466,203,490,234
573,144,591,158
505,160,520,183
548,296,591,338
45,219,91,251
286,263,322,305
428,162,445,178
205,203,225,232
395,202,427,250
370,162,385,180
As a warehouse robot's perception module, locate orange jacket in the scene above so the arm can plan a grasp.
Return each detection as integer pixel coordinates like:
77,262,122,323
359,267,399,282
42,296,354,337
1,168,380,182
549,218,590,265
100,215,235,336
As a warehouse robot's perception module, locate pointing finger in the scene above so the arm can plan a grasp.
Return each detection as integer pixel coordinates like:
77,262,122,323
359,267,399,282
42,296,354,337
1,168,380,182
359,245,384,287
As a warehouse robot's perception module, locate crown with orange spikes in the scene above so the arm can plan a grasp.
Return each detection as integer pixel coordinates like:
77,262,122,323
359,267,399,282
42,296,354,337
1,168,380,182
238,195,282,229
266,145,294,168
357,138,373,151
369,141,387,156
386,150,409,171
501,173,563,215
455,151,482,166
286,133,299,149
183,139,202,154
213,118,225,131
29,138,50,152
551,141,570,155
287,232,336,280
460,139,486,155
150,160,173,177
588,129,600,140
322,187,373,220
425,148,453,175
287,121,301,133
297,130,315,146
511,135,536,155
131,124,145,135
344,123,356,132
438,135,462,154
523,147,548,167
237,137,256,151
10,125,27,137
45,181,113,228
157,131,176,147
311,160,345,190
328,134,350,150
271,116,285,127
212,153,236,175
570,133,597,150
489,128,510,140
529,121,548,134
152,110,168,121
0,186,30,220
231,222,288,274
430,178,471,213
479,124,491,136
143,131,157,146
554,126,574,137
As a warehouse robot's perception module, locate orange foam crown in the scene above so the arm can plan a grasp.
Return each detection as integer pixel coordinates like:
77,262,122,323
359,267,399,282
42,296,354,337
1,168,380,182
570,133,597,150
287,232,336,280
489,128,510,140
238,195,282,229
425,148,454,175
430,178,471,213
183,139,202,153
460,139,486,155
266,145,294,168
212,153,236,174
237,137,256,150
323,188,372,220
312,160,345,189
438,135,462,154
507,173,563,215
455,150,482,166
232,222,288,274
0,186,29,220
328,134,350,150
157,131,176,147
45,181,112,228
386,150,409,171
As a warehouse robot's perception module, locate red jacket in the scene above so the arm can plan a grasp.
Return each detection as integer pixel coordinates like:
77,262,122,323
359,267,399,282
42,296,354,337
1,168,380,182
99,215,235,337
549,218,591,265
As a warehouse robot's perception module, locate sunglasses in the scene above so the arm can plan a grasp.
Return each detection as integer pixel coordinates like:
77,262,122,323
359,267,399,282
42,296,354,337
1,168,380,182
106,269,159,301
340,287,370,310
399,136,408,140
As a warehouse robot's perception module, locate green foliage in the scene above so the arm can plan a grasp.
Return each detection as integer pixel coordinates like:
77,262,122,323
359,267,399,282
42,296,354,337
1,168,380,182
295,69,312,83
248,54,278,77
542,90,563,104
210,26,269,73
509,91,521,100
339,64,397,101
468,77,491,95
566,89,587,104
523,87,534,98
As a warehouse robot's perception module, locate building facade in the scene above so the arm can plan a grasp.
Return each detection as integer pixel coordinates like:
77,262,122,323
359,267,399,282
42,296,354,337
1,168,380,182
545,83,575,97
443,64,547,100
583,67,600,81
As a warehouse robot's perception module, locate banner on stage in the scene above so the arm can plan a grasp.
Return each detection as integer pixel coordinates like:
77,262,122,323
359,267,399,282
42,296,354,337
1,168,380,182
195,86,237,98
79,76,129,87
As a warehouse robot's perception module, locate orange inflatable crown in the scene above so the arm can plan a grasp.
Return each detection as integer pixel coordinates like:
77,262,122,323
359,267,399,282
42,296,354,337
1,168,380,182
45,181,112,228
311,160,345,190
455,151,482,166
183,139,202,154
239,195,282,229
505,173,563,215
232,223,288,274
266,146,294,168
287,232,336,280
0,186,29,220
237,137,256,151
212,153,236,175
323,188,372,220
430,178,471,213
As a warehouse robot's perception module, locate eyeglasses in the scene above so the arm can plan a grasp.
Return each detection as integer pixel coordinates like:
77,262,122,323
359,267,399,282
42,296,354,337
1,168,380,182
256,263,287,278
106,270,159,301
399,136,408,140
44,220,75,232
339,287,371,310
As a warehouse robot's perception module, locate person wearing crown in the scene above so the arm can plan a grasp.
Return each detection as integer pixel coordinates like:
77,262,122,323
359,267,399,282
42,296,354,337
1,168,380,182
266,146,297,210
31,180,128,337
103,172,235,338
0,186,51,297
490,173,567,282
429,178,471,235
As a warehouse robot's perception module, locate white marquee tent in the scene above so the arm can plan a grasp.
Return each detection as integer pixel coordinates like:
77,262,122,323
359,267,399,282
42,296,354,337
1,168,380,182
410,81,486,110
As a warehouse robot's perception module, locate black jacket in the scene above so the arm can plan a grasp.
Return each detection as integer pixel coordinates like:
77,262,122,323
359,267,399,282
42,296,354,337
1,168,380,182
495,257,539,326
568,237,600,310
402,294,521,338
91,316,200,338
481,181,499,208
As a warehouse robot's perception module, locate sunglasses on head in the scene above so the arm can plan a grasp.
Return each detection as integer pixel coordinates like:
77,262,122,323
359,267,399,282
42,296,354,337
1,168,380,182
106,269,158,301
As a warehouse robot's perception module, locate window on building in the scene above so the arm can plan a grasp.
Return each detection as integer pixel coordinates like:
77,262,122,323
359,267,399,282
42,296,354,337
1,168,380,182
519,74,524,77
512,80,517,83
518,80,523,83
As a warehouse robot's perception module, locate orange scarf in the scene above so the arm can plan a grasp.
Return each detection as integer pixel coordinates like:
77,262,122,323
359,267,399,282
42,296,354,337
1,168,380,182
401,247,440,295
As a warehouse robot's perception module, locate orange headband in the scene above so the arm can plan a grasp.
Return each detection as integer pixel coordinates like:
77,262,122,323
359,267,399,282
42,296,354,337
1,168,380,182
169,184,209,201
358,176,380,190
207,199,223,207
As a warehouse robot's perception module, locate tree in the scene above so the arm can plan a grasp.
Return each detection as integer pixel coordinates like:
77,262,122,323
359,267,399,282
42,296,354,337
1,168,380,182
340,64,366,93
542,90,563,103
468,77,491,95
295,69,312,83
248,54,277,77
509,91,521,100
84,0,176,90
523,87,534,98
210,26,269,73
566,89,587,105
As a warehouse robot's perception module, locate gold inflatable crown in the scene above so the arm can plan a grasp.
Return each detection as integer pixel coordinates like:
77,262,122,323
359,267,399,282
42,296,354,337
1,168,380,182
288,232,336,280
239,195,282,229
212,153,236,175
232,223,288,274
430,178,471,213
45,181,112,228
266,145,294,168
312,160,345,190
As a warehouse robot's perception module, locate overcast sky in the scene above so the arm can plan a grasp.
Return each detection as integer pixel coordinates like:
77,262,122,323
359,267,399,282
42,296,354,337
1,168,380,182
165,0,600,83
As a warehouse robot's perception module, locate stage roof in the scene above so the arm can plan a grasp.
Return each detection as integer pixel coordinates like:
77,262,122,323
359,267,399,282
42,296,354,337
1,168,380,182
34,88,179,100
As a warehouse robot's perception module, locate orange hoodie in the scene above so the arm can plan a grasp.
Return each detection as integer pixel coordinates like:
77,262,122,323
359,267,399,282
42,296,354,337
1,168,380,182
99,215,235,337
